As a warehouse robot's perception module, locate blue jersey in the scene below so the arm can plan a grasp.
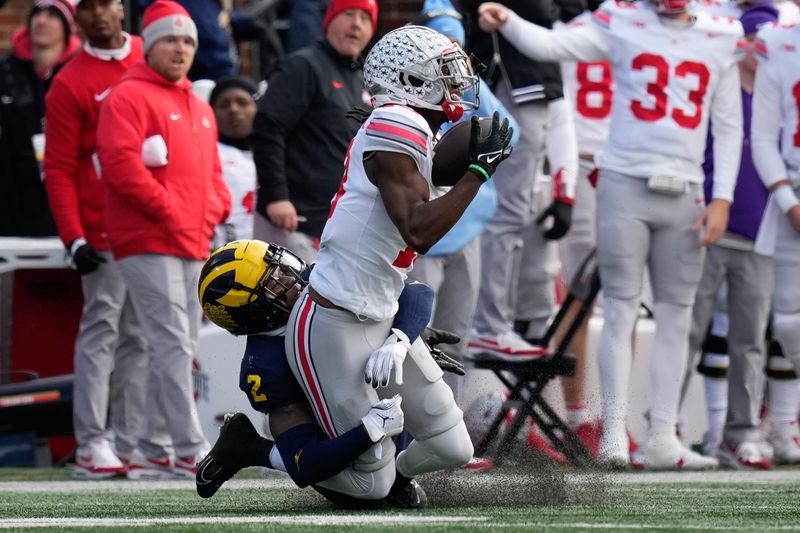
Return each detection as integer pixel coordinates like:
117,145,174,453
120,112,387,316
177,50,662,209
239,334,306,413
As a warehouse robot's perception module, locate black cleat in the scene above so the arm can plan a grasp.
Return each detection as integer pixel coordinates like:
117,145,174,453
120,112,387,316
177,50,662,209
384,476,428,509
196,412,260,498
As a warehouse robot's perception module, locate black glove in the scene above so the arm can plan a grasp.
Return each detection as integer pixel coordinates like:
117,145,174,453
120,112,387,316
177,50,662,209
422,327,465,376
71,243,106,275
468,111,513,181
536,199,573,240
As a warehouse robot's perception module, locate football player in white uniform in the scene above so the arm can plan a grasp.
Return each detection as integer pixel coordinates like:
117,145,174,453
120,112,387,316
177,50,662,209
752,9,800,463
479,0,743,469
285,26,513,504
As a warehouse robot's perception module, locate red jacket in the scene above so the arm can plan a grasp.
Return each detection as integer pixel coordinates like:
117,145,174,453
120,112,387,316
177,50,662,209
96,62,231,260
44,36,144,250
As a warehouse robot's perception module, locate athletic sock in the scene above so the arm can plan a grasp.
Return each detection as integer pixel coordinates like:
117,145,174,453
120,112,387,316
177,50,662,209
650,302,693,428
566,402,589,429
769,378,800,425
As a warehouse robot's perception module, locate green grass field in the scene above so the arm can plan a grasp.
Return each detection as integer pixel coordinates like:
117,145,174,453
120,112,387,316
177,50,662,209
1,467,799,531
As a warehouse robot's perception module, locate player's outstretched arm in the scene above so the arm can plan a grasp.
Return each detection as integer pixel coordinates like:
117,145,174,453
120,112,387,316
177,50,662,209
478,2,610,63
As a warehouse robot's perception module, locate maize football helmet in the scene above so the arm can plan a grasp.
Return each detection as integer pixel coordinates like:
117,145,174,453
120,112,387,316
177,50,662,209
363,25,478,121
198,240,308,335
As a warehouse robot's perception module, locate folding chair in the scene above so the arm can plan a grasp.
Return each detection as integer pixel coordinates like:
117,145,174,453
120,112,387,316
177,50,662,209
471,249,601,467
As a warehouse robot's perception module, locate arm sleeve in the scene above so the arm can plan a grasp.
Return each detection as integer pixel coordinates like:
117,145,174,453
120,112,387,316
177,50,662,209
276,423,374,488
96,94,172,221
546,97,579,200
43,79,85,247
250,55,318,212
709,63,743,202
499,9,611,64
362,107,432,172
752,41,788,189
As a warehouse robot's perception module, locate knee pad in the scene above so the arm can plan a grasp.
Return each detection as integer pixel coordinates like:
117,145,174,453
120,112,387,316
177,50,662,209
697,350,729,379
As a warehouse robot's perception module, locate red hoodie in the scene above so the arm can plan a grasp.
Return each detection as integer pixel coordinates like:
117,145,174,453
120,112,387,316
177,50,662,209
96,62,231,260
44,36,144,250
11,28,81,79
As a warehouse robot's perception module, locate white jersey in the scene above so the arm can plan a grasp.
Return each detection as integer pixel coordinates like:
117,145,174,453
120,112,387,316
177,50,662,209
558,12,612,156
696,0,800,25
500,0,744,201
310,105,436,321
752,23,800,187
214,143,255,247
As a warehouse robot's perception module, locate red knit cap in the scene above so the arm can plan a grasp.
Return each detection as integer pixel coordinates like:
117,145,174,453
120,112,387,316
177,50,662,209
323,0,378,33
141,0,198,53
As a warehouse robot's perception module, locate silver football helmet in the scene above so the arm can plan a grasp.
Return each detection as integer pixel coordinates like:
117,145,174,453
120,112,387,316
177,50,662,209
364,25,478,121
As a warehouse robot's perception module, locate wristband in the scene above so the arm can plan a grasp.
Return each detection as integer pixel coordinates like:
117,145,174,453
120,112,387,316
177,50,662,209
774,184,800,214
468,163,491,183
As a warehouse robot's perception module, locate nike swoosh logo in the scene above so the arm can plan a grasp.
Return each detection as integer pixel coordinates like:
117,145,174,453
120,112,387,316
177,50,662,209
196,458,221,484
170,113,181,121
485,153,501,164
78,454,92,463
94,88,111,102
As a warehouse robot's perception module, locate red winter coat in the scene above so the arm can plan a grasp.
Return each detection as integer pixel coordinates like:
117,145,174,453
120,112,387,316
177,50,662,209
44,36,144,250
96,62,231,260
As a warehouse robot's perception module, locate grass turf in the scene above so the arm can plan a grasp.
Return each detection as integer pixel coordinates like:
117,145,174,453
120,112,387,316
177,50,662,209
1,468,799,531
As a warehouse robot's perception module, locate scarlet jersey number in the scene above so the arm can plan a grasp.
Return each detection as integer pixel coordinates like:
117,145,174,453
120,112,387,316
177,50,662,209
576,62,613,119
630,53,710,130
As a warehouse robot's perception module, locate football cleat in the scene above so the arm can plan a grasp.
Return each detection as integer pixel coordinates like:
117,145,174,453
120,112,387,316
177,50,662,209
573,421,602,459
640,429,718,471
599,425,630,469
717,441,772,470
174,448,209,480
771,420,800,465
127,449,174,480
196,413,259,498
361,395,404,443
526,428,568,464
467,331,548,362
385,476,428,509
73,438,127,479
460,456,494,471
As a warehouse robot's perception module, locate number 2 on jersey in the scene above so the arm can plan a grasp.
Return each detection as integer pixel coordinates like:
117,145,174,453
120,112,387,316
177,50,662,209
247,374,267,402
630,53,710,130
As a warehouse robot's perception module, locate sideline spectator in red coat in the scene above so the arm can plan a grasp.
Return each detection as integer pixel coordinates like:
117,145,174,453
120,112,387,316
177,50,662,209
44,0,148,480
0,0,80,237
96,0,231,480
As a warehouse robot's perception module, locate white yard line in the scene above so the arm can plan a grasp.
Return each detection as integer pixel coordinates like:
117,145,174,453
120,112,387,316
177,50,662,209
0,515,486,528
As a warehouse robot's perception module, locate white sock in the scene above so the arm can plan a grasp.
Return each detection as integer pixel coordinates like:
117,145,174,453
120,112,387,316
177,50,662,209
769,378,800,425
704,376,728,435
710,311,729,337
598,297,639,441
269,445,286,473
566,402,589,429
650,302,693,428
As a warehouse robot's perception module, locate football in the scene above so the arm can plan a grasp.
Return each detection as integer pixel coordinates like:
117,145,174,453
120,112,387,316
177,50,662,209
432,117,493,187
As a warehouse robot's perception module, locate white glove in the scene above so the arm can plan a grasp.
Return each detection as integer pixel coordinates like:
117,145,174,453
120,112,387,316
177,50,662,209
365,329,411,388
361,394,404,443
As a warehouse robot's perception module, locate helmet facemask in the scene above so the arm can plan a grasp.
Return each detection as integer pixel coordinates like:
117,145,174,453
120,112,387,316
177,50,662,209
199,240,308,335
